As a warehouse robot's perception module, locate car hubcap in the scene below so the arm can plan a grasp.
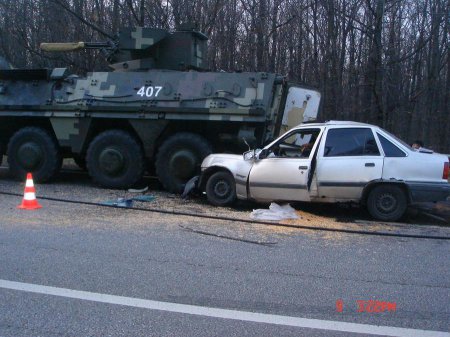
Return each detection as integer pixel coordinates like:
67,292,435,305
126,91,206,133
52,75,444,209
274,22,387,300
214,180,230,198
377,193,396,213
169,150,196,180
99,148,124,175
17,142,42,169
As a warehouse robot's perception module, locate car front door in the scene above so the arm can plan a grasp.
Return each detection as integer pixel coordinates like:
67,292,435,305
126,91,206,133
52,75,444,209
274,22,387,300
248,128,322,202
315,127,383,201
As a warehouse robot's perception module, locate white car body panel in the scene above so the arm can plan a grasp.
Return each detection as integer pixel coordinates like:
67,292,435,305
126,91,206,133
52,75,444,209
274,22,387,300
248,156,311,202
315,156,384,201
382,151,448,183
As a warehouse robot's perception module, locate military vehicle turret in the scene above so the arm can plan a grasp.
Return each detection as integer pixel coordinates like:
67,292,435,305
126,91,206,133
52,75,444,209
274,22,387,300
0,26,320,192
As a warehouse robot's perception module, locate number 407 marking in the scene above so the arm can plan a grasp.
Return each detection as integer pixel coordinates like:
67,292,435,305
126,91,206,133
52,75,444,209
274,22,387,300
137,86,163,97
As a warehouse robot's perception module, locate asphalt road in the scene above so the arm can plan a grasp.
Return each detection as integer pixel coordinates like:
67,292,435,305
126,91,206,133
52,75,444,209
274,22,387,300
0,169,449,336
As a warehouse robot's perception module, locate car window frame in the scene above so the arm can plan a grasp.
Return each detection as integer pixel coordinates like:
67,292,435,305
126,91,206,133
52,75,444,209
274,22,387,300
376,132,407,157
321,126,381,157
374,128,411,156
265,127,323,159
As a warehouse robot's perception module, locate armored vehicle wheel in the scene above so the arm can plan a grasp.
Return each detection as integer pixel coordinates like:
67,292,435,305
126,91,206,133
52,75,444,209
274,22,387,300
206,171,236,206
367,185,407,222
7,127,62,182
155,132,212,193
86,130,144,189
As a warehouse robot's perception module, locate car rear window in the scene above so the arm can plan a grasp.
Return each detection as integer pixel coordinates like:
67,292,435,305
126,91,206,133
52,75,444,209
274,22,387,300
377,133,406,157
324,128,380,156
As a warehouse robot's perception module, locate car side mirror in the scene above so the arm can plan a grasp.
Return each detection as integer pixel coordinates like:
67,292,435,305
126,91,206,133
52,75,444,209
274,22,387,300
243,150,255,161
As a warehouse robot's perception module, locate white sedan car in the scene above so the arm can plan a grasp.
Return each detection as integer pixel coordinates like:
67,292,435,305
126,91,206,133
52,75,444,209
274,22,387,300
199,121,450,221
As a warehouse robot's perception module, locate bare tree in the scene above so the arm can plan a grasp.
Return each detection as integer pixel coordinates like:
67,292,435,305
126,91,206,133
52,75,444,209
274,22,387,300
0,0,448,151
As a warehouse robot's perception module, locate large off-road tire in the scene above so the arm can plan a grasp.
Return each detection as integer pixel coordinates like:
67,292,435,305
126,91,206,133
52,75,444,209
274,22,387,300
7,127,62,182
155,132,212,193
206,171,236,206
367,185,407,222
86,130,144,189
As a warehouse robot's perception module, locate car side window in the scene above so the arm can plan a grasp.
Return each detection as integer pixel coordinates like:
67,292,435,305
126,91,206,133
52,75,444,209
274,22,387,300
377,133,406,157
324,128,380,157
271,128,321,158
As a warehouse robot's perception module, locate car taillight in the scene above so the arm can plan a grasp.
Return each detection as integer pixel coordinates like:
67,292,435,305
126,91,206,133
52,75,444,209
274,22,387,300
444,162,449,180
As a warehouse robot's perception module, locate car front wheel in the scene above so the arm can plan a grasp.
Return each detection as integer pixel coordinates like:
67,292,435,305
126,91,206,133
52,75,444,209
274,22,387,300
367,185,407,222
206,171,236,207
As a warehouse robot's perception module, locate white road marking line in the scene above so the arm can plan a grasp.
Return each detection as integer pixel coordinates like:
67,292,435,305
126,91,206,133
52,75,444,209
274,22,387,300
0,279,448,337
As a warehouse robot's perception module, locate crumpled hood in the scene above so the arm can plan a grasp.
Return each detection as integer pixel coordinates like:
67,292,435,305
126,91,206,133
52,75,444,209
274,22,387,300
201,153,244,168
201,153,254,181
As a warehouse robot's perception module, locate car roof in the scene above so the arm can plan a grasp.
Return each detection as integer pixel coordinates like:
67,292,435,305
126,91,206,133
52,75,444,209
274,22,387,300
294,120,376,129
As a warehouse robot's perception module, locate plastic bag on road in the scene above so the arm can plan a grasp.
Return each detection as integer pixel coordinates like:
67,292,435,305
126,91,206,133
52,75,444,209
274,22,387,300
250,203,299,221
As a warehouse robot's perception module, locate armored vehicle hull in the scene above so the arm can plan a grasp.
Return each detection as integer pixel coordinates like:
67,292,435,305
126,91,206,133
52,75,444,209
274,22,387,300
0,26,320,192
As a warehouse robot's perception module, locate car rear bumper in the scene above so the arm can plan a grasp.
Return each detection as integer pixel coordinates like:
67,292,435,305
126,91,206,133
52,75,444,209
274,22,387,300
407,182,450,202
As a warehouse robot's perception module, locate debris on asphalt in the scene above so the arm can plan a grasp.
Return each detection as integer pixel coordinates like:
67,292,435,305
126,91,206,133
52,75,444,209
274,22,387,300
102,198,134,207
128,186,149,193
250,203,300,221
101,194,156,207
132,195,156,202
181,176,199,199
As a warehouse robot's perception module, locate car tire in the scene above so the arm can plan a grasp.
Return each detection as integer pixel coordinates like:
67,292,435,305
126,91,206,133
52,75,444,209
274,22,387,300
206,171,236,206
7,127,62,182
155,132,212,193
86,130,144,189
367,185,407,222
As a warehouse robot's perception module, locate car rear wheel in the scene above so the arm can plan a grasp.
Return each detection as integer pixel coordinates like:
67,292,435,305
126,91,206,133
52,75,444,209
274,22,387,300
206,171,236,206
367,185,407,222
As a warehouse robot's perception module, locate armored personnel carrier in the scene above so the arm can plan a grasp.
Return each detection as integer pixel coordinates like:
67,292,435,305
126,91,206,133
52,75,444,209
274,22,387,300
0,26,320,192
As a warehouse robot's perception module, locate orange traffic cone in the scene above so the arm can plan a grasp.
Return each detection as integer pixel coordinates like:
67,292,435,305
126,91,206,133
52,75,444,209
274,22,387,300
17,173,42,210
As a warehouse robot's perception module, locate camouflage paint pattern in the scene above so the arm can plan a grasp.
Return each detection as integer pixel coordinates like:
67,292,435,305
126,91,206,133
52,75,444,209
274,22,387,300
0,68,281,155
0,70,275,116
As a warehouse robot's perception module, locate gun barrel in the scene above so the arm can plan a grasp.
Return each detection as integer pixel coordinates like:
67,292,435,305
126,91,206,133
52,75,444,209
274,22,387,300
40,42,86,52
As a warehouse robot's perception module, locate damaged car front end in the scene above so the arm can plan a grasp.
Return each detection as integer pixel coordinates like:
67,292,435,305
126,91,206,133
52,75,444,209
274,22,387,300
198,152,255,206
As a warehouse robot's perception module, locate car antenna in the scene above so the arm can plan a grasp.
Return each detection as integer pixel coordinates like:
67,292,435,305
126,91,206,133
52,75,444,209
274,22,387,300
242,138,251,151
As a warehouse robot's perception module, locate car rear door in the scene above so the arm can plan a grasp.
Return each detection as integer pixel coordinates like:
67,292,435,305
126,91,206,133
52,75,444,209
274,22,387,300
315,127,383,201
248,127,322,202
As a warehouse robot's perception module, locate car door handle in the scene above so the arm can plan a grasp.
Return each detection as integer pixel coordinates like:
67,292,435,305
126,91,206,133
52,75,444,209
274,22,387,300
365,163,375,167
299,166,308,170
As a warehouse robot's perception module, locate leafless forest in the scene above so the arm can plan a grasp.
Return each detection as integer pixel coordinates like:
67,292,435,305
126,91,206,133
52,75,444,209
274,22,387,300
0,0,448,152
